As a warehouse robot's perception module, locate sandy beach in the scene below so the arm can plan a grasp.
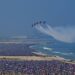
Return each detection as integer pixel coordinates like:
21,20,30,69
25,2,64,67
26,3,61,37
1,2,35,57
0,56,65,61
0,56,75,64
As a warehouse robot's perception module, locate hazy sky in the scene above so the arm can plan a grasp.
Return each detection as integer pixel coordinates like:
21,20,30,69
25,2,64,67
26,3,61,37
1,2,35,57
0,0,75,37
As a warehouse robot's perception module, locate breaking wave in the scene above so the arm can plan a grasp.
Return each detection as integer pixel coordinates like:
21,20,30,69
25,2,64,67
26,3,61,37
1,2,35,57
43,47,53,51
53,51,73,55
32,51,47,56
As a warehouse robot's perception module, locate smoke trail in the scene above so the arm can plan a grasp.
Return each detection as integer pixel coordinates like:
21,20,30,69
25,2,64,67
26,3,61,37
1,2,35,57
35,24,75,43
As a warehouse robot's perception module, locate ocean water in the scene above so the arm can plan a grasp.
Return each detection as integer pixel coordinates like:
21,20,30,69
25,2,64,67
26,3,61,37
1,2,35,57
0,37,75,60
31,42,75,60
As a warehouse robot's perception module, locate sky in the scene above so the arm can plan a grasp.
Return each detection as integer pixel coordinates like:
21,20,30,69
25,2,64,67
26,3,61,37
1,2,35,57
0,0,75,37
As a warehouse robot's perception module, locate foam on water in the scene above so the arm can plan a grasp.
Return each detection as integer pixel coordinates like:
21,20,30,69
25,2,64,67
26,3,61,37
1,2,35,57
43,47,53,51
32,51,47,56
30,43,75,60
53,51,73,55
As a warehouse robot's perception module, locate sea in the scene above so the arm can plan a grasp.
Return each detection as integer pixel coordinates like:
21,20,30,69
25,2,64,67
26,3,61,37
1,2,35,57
31,42,75,60
29,34,75,60
0,36,75,60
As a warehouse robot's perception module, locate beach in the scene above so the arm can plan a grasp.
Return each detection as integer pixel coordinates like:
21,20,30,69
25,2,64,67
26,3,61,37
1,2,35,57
0,56,75,64
0,41,74,75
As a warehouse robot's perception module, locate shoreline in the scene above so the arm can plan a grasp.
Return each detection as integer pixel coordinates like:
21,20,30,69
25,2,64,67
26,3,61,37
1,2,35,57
0,42,74,64
0,56,75,64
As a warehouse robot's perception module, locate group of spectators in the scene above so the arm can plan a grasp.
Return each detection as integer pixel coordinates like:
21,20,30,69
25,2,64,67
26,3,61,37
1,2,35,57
0,60,75,75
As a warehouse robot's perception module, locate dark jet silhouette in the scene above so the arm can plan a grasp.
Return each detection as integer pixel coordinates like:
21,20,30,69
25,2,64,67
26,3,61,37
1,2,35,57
32,21,46,27
43,21,46,24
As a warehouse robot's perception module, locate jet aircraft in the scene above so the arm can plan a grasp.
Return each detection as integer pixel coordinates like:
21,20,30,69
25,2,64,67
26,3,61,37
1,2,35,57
32,21,46,27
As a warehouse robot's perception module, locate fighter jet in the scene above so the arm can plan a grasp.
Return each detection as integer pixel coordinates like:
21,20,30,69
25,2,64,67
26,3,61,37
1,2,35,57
32,23,36,27
39,21,46,24
32,21,46,27
43,21,46,24
39,21,42,24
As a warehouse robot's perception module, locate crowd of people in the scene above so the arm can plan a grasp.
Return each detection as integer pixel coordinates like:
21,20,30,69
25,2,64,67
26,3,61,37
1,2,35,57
0,60,75,75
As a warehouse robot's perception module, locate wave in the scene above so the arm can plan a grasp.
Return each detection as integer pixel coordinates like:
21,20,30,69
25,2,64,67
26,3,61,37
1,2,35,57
53,51,73,55
43,47,53,51
32,51,47,56
35,24,75,43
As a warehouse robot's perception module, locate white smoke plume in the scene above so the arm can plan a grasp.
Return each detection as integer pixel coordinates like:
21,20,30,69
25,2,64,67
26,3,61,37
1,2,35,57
35,24,75,43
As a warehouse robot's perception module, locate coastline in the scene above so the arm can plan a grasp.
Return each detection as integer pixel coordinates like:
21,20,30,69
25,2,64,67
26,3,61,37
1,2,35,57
0,56,75,64
0,41,74,65
0,56,65,61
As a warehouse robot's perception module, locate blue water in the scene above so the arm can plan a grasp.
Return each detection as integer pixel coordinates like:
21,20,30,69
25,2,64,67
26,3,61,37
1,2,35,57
0,37,75,60
31,42,75,60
